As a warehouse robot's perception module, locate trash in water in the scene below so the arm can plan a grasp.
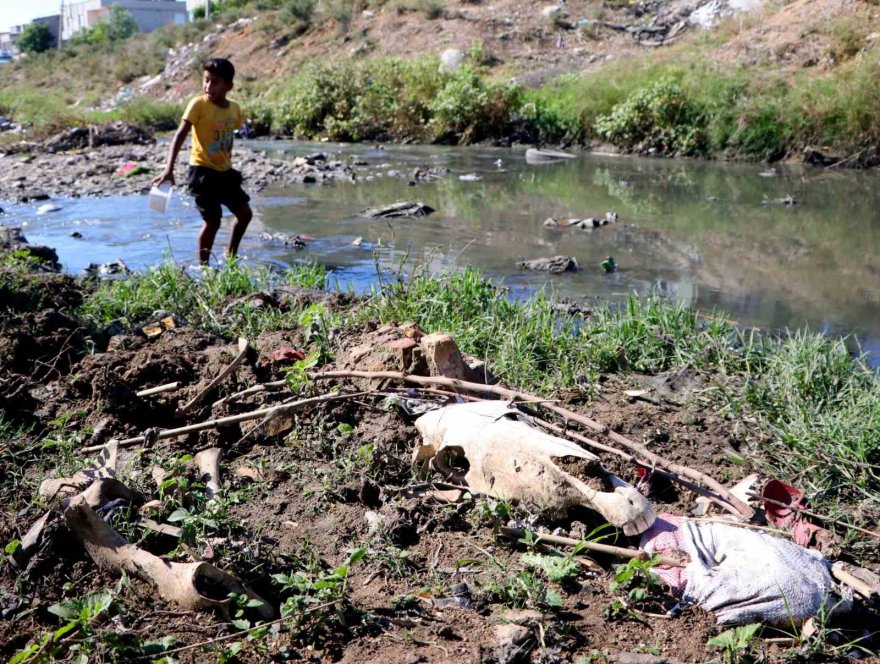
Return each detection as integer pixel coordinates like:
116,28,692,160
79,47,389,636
361,201,435,218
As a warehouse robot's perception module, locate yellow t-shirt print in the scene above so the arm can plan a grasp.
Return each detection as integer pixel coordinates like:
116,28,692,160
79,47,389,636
183,96,243,172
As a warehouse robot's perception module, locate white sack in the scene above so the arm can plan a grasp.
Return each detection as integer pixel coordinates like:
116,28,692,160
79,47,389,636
641,514,849,625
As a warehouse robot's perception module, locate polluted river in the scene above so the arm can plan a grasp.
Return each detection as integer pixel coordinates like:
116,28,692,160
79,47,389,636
4,140,880,364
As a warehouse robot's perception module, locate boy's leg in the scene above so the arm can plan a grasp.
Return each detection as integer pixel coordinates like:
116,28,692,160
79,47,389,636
199,218,221,264
225,202,253,259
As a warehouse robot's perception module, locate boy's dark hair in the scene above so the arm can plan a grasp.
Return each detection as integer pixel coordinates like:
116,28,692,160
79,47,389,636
204,58,235,84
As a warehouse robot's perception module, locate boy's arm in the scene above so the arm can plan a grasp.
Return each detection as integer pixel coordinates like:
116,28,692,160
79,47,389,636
152,119,192,187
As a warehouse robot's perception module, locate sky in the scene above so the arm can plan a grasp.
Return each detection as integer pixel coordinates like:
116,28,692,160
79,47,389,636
0,0,65,33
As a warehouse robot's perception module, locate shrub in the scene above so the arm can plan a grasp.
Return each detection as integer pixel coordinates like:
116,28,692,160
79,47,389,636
595,77,707,156
70,5,139,46
19,23,55,54
429,66,522,143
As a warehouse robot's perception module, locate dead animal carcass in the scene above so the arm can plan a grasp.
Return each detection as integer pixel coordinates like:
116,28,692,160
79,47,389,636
414,401,656,535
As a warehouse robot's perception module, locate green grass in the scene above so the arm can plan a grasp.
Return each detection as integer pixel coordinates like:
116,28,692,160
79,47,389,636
526,38,880,161
360,265,880,515
80,260,328,339
361,265,738,392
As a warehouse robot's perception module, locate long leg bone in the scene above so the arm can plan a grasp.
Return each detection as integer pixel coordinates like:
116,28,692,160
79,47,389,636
415,401,656,536
64,494,273,619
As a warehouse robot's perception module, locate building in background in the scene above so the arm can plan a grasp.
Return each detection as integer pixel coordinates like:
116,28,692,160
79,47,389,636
34,15,62,46
61,0,188,41
0,25,24,57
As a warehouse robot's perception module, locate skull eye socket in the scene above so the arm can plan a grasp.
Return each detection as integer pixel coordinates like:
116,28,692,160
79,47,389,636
433,446,470,479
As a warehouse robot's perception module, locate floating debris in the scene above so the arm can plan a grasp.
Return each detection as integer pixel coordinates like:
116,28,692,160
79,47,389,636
361,201,435,218
519,255,580,273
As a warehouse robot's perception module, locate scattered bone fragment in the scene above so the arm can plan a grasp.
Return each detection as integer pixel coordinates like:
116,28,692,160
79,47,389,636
193,448,223,500
414,401,656,535
832,561,880,598
64,495,273,619
39,441,118,502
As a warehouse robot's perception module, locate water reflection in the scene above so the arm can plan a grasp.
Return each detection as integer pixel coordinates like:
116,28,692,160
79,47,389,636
5,141,879,364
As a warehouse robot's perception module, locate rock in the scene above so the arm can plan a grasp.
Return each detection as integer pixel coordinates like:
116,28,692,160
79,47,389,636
42,122,154,153
421,332,474,381
518,255,580,273
36,204,62,215
258,232,307,249
383,337,421,372
493,609,543,662
541,5,562,19
760,195,796,206
439,48,465,73
361,201,435,219
803,146,842,167
17,192,50,203
0,227,60,269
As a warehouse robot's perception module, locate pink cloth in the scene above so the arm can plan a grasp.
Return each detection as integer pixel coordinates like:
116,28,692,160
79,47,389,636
639,513,688,591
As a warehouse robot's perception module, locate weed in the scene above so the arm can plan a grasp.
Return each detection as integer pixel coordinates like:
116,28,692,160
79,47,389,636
272,544,366,640
706,623,761,664
11,587,118,663
484,569,563,610
605,555,665,621
521,552,580,584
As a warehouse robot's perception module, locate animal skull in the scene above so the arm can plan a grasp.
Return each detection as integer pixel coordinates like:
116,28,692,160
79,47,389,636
414,401,656,536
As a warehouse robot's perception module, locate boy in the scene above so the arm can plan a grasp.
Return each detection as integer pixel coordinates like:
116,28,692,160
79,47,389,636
152,58,253,264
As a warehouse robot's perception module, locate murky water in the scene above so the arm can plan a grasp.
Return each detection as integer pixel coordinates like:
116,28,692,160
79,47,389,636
4,141,880,363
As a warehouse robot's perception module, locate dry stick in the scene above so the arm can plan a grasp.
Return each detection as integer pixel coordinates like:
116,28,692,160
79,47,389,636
180,338,250,413
212,378,286,408
533,415,743,518
831,566,877,598
127,600,342,662
135,381,181,397
309,370,754,518
80,392,370,453
500,527,685,568
745,490,880,540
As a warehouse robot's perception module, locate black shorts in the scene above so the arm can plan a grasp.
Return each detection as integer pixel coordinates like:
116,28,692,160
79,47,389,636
186,166,250,220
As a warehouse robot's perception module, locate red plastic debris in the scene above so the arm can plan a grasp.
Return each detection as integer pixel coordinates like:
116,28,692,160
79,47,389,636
761,479,837,553
272,348,306,363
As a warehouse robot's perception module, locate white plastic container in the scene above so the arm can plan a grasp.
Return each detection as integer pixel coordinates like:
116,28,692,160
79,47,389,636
148,183,173,213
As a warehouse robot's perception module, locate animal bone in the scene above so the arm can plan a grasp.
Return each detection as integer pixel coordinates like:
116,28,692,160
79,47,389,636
64,494,273,620
12,476,143,570
39,441,118,502
194,448,222,499
414,401,656,535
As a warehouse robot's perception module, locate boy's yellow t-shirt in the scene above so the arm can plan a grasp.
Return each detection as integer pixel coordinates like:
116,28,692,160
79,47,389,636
183,95,243,172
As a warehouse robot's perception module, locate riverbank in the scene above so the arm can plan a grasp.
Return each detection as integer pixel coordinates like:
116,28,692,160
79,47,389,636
0,128,358,202
4,0,880,165
1,231,878,661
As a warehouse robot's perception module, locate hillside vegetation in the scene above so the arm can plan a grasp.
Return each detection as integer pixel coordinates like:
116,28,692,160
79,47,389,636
3,0,880,163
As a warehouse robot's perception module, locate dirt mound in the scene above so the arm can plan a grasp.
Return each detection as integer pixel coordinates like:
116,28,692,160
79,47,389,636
1,257,878,662
714,0,867,69
42,121,155,153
